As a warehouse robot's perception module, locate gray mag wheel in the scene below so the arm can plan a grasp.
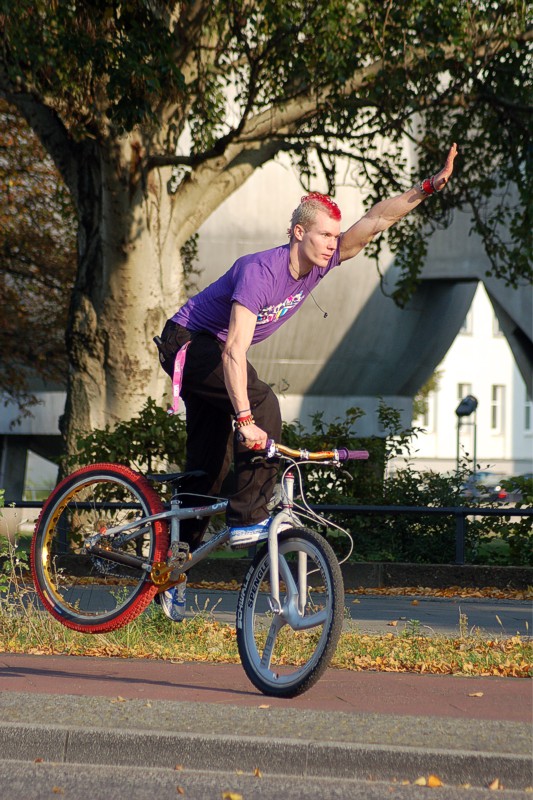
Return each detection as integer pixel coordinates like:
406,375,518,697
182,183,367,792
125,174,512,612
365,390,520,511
236,527,344,697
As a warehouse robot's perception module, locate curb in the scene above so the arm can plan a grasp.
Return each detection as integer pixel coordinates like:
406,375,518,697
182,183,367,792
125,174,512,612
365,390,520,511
0,722,531,790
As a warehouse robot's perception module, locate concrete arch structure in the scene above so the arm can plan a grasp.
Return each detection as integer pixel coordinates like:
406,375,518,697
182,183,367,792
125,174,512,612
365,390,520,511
196,159,531,434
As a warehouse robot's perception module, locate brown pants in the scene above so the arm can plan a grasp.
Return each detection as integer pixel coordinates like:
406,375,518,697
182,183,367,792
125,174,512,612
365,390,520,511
158,319,282,549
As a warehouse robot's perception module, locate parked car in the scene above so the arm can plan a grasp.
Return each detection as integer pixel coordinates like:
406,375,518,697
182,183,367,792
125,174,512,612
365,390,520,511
461,471,533,504
461,471,509,502
499,473,533,504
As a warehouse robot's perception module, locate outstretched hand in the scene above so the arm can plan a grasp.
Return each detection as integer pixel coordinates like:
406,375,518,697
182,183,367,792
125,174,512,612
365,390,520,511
432,143,458,191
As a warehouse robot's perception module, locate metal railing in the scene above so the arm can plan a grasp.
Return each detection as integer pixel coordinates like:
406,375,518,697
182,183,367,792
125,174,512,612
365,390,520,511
3,499,532,566
311,504,532,565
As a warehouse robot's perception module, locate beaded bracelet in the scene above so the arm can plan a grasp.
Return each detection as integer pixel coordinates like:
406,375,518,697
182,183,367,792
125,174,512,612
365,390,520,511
235,414,255,429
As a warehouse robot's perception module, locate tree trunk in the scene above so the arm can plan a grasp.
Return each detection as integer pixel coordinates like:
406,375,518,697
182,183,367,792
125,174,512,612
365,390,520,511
61,136,183,456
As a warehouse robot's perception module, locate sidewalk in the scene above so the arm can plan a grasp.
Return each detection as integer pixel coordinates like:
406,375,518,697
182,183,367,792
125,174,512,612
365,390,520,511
0,653,531,790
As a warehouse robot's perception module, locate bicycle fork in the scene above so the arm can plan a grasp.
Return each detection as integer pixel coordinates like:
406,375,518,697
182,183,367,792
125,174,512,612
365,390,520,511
267,470,307,618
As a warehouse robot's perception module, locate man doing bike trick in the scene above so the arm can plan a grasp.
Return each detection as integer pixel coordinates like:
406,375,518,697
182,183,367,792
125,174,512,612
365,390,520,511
156,144,458,619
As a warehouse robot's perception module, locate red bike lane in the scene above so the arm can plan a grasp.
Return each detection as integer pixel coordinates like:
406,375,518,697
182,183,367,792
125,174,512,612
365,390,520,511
0,652,530,723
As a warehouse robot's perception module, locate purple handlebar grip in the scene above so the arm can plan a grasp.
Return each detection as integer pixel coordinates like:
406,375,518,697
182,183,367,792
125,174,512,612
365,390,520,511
337,448,369,461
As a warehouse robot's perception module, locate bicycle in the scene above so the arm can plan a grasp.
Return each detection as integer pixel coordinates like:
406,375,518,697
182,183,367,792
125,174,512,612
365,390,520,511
30,440,368,697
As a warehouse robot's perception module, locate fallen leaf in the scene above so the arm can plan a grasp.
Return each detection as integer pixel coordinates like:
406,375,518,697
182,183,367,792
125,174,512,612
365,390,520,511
175,764,184,771
253,767,262,778
34,758,44,763
52,788,64,795
489,778,502,790
258,704,270,708
468,692,484,697
110,695,127,703
222,793,243,800
411,599,419,606
428,774,443,787
414,776,427,786
387,620,398,627
176,787,185,795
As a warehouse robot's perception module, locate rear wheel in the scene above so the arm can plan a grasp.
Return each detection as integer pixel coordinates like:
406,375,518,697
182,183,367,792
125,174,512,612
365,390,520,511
236,527,344,697
31,464,168,633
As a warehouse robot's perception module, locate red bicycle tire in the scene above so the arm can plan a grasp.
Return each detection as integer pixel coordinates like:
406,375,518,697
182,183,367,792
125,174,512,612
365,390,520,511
31,463,168,633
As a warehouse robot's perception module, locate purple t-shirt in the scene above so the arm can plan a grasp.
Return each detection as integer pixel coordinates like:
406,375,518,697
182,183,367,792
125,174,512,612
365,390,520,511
173,242,341,345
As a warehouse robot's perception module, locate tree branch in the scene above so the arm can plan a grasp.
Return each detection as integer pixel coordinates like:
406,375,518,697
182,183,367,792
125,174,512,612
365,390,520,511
170,137,291,246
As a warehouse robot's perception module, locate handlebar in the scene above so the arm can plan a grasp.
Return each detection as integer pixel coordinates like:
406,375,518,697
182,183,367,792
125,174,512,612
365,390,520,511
265,439,369,463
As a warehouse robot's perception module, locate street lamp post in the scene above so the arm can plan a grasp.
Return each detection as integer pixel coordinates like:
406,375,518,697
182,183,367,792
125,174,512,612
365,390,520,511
456,395,478,474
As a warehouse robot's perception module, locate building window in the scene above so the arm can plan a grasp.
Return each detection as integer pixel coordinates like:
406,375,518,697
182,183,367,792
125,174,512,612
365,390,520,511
492,313,504,337
458,383,472,402
491,385,505,433
414,391,436,432
460,309,473,335
525,400,532,433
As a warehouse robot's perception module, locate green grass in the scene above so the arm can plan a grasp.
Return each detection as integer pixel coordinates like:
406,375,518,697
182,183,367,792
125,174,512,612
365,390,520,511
1,597,531,678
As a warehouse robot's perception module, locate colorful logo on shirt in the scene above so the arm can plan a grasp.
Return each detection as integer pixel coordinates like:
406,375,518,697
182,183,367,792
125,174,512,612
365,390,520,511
256,291,305,325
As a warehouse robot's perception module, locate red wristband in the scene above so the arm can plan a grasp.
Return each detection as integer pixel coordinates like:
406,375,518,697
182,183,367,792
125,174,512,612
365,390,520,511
418,175,437,197
420,177,436,196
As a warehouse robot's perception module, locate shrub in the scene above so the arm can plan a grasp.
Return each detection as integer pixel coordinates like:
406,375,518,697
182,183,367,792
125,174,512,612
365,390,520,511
69,398,531,566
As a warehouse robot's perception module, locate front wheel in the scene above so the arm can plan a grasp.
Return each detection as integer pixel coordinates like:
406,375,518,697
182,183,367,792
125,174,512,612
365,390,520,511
31,464,169,633
236,527,344,697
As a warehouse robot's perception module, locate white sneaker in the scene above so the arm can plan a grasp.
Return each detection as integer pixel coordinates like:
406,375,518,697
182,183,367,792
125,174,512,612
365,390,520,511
229,518,271,549
159,580,186,622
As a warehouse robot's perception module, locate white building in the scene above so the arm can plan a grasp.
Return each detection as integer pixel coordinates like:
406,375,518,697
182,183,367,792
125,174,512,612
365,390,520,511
410,283,532,477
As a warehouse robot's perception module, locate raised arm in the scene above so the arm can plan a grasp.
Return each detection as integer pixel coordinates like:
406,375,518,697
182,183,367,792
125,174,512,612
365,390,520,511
339,143,458,262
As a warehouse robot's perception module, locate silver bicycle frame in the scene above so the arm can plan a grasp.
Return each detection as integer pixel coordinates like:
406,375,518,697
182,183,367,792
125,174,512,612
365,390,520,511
267,469,306,616
88,467,308,611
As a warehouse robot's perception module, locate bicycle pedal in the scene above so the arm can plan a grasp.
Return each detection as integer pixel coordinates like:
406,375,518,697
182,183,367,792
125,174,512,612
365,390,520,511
167,541,190,568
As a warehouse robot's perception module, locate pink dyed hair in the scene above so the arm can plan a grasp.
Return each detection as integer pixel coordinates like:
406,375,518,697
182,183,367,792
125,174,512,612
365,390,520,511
288,192,341,238
300,192,341,220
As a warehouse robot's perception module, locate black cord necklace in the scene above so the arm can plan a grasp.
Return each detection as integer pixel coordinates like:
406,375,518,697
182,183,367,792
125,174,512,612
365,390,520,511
289,260,328,319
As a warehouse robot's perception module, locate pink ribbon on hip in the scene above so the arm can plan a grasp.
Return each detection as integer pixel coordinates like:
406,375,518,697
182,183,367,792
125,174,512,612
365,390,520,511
168,341,191,415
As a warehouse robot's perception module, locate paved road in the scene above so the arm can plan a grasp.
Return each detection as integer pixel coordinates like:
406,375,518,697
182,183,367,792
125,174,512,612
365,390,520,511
186,588,532,637
24,584,531,637
1,652,531,721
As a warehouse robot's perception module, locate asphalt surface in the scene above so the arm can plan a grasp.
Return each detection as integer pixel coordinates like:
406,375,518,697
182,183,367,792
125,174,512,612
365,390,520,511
187,587,532,637
1,592,532,795
21,583,533,637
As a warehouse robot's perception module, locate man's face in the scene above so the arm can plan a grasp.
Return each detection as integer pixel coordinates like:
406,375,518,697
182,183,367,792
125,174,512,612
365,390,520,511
296,210,341,268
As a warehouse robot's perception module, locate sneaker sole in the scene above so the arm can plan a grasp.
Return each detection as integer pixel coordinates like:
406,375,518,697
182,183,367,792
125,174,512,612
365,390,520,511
230,534,269,550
